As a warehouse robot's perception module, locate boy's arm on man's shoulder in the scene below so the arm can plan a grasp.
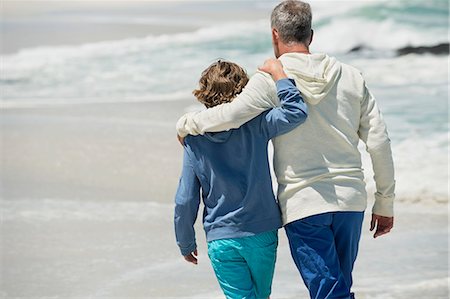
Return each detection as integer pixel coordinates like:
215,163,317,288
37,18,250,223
176,71,278,137
358,81,395,218
261,78,308,139
174,148,201,257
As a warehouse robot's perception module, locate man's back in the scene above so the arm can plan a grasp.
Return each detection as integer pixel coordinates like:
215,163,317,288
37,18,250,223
275,53,374,223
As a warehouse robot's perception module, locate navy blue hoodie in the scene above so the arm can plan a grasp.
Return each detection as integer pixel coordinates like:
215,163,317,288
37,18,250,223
174,78,307,256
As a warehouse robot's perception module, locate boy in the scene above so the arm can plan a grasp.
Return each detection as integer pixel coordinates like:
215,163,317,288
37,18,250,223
174,59,307,299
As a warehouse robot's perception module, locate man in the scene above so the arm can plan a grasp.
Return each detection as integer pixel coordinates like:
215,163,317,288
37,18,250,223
176,1,395,298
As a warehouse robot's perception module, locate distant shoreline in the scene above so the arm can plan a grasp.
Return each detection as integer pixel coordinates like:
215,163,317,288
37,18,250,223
0,22,200,54
0,1,269,54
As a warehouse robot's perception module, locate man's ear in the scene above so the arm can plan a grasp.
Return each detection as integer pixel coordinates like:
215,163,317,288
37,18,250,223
272,28,282,58
272,28,279,44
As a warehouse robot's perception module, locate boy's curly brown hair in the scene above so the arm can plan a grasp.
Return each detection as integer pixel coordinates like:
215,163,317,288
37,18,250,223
193,60,249,108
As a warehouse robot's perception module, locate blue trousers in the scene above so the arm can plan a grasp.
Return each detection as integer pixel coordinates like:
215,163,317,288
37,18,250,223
284,211,364,299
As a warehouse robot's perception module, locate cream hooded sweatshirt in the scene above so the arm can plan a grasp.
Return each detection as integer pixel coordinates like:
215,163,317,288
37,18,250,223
177,53,395,224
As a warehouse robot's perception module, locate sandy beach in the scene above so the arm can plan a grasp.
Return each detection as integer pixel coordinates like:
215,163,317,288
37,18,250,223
1,100,185,203
1,99,448,298
1,0,448,298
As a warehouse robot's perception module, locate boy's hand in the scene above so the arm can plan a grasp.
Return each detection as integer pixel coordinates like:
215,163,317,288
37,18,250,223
184,249,198,265
370,214,394,238
258,58,288,81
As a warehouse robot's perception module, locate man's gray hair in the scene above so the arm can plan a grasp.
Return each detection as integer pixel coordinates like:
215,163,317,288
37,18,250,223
271,0,312,44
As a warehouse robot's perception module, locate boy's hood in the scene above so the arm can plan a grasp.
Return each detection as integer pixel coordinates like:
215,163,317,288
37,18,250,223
204,130,233,143
279,53,342,105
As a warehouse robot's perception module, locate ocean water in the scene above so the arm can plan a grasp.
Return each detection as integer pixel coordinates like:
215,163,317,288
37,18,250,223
1,0,448,202
0,1,449,298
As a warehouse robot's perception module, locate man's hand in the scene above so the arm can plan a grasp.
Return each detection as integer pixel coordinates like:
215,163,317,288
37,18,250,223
177,134,185,146
184,249,198,265
370,214,394,238
258,58,288,81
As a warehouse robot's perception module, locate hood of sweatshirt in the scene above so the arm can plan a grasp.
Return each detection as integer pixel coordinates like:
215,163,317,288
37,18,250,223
204,130,233,143
279,53,342,105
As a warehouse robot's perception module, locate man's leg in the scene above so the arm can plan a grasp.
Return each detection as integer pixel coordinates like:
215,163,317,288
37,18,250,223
284,213,350,299
331,211,364,299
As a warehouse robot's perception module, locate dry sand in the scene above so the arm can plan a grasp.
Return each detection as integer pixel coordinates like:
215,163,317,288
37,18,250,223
1,100,187,203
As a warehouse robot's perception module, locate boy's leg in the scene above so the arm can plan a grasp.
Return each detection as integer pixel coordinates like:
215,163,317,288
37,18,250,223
284,213,350,299
331,211,364,299
207,238,256,299
240,230,278,299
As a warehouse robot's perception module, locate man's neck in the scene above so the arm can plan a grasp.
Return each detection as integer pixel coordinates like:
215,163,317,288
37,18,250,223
279,42,311,56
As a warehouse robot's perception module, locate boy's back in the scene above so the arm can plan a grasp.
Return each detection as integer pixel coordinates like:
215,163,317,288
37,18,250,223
183,112,282,242
175,76,307,255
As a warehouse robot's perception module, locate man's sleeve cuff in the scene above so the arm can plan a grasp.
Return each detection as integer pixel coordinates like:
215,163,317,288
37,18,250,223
176,112,202,137
176,114,190,137
372,192,395,217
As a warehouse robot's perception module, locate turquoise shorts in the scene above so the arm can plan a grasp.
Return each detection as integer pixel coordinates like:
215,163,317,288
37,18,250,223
207,230,278,299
